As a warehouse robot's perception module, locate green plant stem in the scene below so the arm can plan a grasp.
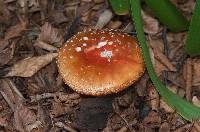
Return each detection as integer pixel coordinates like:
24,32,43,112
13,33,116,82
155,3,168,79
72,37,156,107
185,0,200,56
130,0,200,121
109,0,130,15
144,0,189,32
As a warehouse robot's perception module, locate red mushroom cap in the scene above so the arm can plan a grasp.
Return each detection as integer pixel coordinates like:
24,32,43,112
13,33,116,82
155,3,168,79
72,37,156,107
57,29,145,96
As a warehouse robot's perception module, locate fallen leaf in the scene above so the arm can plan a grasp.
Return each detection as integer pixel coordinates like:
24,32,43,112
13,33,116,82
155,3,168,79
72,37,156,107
142,10,160,35
159,122,170,132
0,0,11,24
160,99,175,113
34,41,58,52
143,111,161,128
0,78,39,131
14,103,37,132
6,53,58,77
0,40,16,66
4,22,26,40
51,11,68,24
149,39,177,72
51,101,65,117
0,79,22,110
37,22,63,47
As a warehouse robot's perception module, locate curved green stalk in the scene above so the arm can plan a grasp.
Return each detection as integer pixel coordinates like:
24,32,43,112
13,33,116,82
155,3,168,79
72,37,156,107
109,0,130,15
185,0,200,56
144,0,189,32
130,0,200,121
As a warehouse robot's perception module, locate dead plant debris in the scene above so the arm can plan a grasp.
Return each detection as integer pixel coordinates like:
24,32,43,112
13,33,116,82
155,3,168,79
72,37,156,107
0,0,199,131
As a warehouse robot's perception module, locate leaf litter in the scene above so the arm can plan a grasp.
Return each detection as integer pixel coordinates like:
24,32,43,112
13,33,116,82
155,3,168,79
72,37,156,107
0,0,199,131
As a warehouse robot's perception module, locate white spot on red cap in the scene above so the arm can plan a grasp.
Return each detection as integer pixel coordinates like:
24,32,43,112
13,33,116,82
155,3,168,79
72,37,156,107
75,47,82,52
108,41,113,45
83,37,88,40
100,50,113,59
97,41,107,48
82,43,87,46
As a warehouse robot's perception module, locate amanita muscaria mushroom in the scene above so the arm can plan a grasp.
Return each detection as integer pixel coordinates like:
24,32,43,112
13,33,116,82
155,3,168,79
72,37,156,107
57,29,145,96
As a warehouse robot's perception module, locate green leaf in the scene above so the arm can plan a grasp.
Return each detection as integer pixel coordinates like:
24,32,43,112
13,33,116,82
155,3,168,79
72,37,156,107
185,1,200,56
130,0,200,121
144,0,189,32
109,0,130,15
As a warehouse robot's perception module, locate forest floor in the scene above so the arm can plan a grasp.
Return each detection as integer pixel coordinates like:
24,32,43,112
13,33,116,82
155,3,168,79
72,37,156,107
0,0,200,131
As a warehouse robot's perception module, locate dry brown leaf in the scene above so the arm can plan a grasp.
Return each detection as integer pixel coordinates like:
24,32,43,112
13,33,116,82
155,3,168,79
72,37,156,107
0,78,39,131
143,111,161,126
159,122,170,132
37,22,63,47
154,59,168,76
6,53,58,77
34,41,58,52
14,103,38,132
141,10,160,35
4,22,26,40
0,40,16,66
0,0,11,23
167,72,185,88
160,99,175,113
160,86,176,113
149,46,168,76
0,79,23,110
149,39,177,72
51,101,65,117
51,11,68,24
